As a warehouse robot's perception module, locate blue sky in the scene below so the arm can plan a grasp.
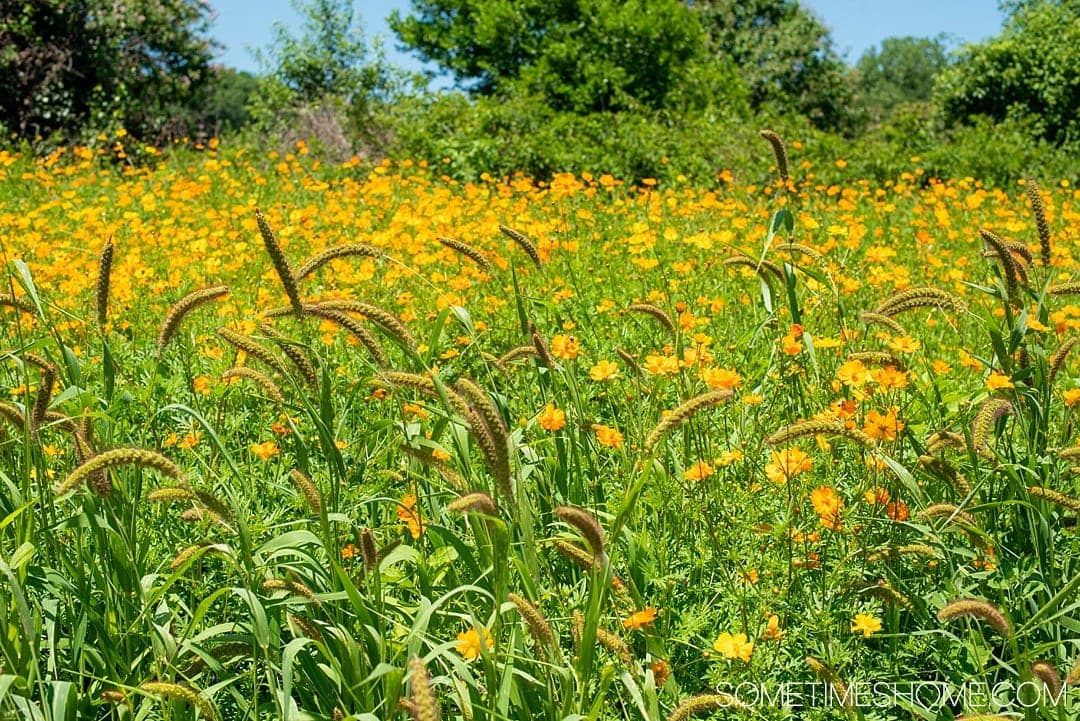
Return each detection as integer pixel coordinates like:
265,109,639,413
209,0,1007,77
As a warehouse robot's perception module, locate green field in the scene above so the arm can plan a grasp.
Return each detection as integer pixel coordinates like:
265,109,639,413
2,136,1080,720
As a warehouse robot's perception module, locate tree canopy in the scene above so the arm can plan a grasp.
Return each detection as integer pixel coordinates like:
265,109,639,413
934,0,1080,142
0,0,216,140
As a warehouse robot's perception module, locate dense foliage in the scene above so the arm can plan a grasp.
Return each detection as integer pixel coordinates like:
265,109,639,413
0,0,216,140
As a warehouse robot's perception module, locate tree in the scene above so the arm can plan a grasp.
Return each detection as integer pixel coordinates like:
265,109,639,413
389,0,708,114
0,0,216,140
934,0,1080,143
690,0,855,132
855,36,950,125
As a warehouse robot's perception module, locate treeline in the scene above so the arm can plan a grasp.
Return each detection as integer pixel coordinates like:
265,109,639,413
2,0,1078,185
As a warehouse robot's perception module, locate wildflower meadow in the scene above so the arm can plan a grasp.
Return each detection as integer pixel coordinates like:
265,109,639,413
2,132,1080,721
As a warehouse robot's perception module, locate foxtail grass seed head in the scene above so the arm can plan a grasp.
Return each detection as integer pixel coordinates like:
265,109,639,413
301,307,388,366
926,430,966,454
407,656,440,721
399,444,465,489
1028,485,1080,514
859,312,908,336
972,398,1014,459
140,682,219,721
296,243,380,279
979,228,1021,303
222,366,285,404
263,578,320,605
920,503,979,529
96,237,114,327
289,614,324,643
499,223,541,268
860,581,911,608
257,324,319,388
216,327,290,378
508,593,556,651
0,293,37,316
438,236,494,273
1026,178,1051,266
774,242,823,262
157,286,230,351
666,693,752,721
58,448,182,496
1049,282,1080,296
616,347,644,376
645,390,734,452
313,300,416,349
845,350,906,370
170,543,212,571
531,330,556,369
359,527,378,571
805,656,851,708
723,254,785,282
288,469,322,514
937,598,1012,638
255,209,304,316
1032,660,1062,698
550,538,601,572
467,407,513,502
874,286,965,317
918,455,972,497
495,345,538,368
447,492,497,515
1049,336,1078,386
627,303,676,336
759,129,789,185
766,419,876,448
555,505,605,561
595,625,634,666
26,354,56,436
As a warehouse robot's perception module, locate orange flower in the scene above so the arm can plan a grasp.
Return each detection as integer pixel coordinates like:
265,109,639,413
765,447,812,483
623,607,658,630
862,408,904,442
593,424,624,448
551,334,580,360
250,441,279,461
761,614,784,640
886,501,910,521
810,486,843,530
397,493,426,539
863,486,890,505
781,333,802,355
683,460,714,481
650,660,670,685
538,404,566,431
645,354,680,376
193,376,211,395
1064,389,1080,407
701,367,742,390
986,372,1014,391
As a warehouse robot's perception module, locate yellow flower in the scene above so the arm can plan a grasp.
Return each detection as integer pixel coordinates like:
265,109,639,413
765,447,812,483
622,607,658,630
645,354,680,376
683,460,714,481
456,626,493,660
851,613,882,638
931,359,952,375
589,359,620,381
593,424,624,449
886,336,921,353
715,449,744,467
250,441,279,461
712,632,754,662
1065,389,1080,407
836,360,869,388
538,404,566,431
193,376,211,395
986,372,1014,391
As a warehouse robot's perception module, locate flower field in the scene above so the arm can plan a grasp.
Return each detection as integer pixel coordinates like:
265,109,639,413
2,135,1080,720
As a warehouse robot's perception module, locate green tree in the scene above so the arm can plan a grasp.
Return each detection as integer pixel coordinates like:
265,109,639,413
935,0,1080,143
0,0,216,140
855,35,950,125
691,0,855,132
389,0,709,113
